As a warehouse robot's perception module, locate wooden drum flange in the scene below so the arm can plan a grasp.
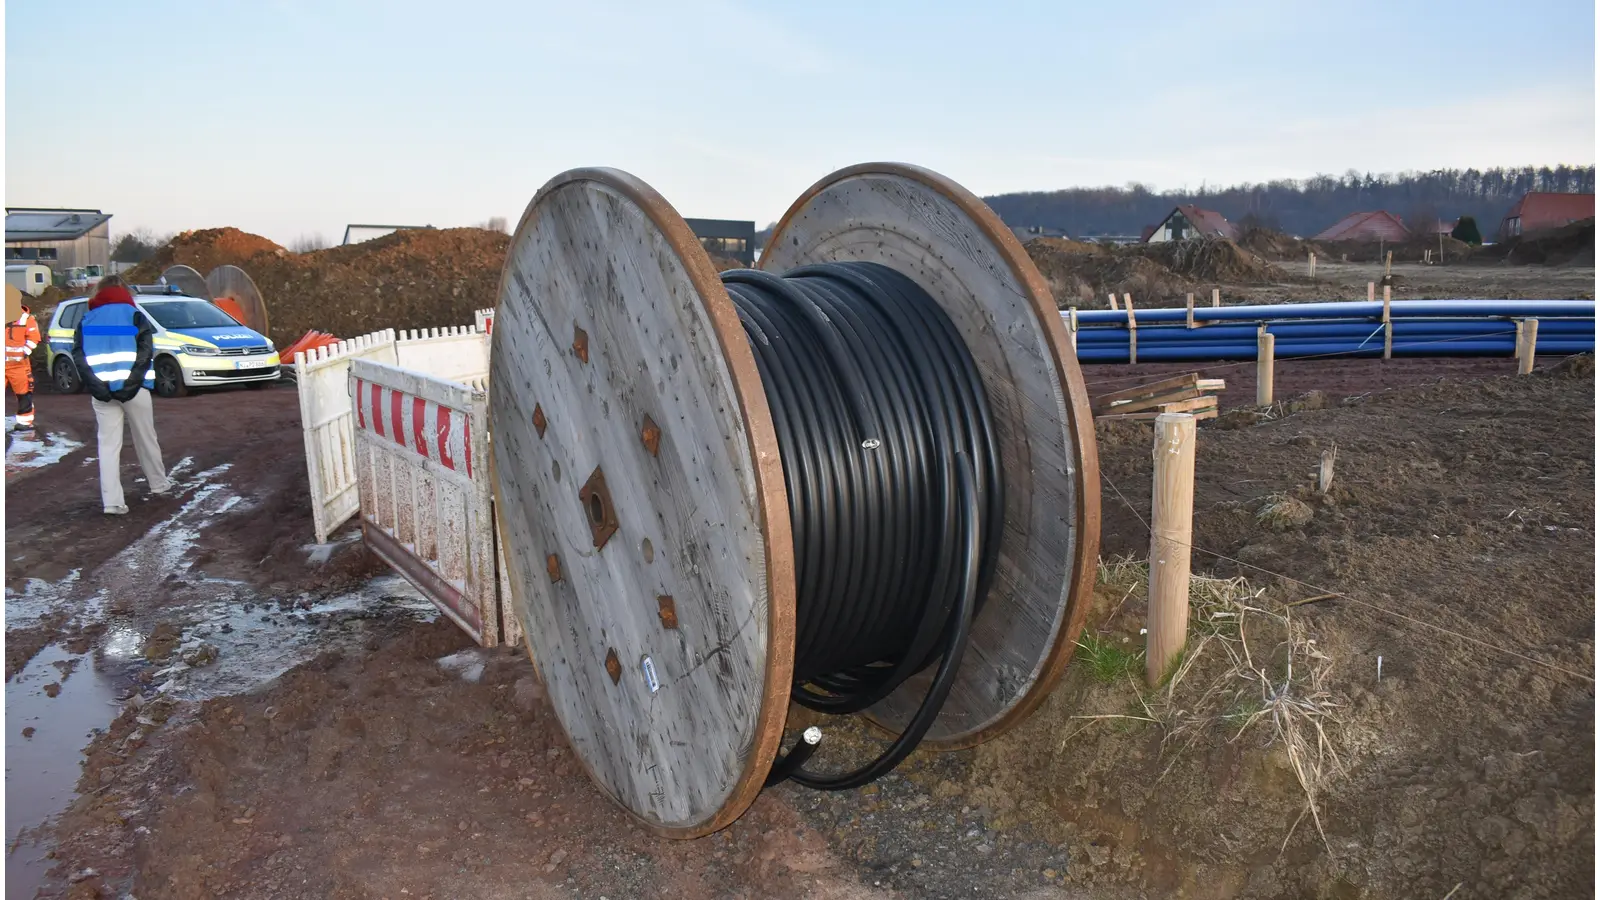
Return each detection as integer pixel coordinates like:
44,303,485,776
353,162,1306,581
205,264,269,336
490,164,1099,838
490,169,794,838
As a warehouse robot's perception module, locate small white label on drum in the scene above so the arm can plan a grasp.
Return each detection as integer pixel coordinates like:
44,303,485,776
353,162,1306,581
861,438,882,450
641,656,660,693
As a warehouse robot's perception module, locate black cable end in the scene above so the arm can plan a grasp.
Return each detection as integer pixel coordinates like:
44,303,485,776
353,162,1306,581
764,726,823,787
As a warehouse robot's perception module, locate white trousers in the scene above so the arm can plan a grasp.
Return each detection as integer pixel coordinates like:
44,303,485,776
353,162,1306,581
91,388,171,510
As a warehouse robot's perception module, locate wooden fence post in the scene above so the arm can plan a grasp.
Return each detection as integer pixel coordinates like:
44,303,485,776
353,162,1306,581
1516,319,1539,375
1382,285,1393,360
1147,412,1197,686
1257,328,1275,406
1124,295,1138,364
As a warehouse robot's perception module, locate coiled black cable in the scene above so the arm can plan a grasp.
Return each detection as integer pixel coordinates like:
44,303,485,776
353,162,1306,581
721,261,1004,790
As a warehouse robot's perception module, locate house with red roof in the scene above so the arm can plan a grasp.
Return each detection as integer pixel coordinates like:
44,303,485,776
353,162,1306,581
1312,211,1410,243
1143,205,1238,242
1498,192,1594,240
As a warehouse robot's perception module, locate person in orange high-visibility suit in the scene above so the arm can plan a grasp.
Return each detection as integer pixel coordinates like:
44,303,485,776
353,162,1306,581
5,288,42,432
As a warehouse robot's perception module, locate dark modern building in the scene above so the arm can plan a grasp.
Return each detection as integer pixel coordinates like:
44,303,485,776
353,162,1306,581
685,218,755,266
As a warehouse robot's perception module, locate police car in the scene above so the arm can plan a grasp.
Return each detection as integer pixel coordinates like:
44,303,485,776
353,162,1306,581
45,286,281,397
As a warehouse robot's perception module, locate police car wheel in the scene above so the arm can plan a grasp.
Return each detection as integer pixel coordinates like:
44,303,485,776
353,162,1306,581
52,357,83,394
153,356,188,398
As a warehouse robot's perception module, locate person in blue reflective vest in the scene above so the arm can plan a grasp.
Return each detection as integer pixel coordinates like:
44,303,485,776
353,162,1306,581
72,276,173,514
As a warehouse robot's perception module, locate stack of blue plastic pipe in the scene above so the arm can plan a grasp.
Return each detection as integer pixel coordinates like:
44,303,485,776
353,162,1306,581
1062,299,1596,364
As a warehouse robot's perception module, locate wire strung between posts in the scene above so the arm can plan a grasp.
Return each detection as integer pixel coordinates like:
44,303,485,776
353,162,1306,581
721,262,1005,790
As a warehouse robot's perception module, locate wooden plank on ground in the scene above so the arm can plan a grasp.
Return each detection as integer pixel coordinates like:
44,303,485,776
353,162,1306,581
1096,397,1217,422
1093,372,1201,410
1103,386,1206,415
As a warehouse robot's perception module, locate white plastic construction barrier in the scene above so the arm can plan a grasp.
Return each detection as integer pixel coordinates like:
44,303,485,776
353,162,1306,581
297,329,399,544
396,326,489,380
350,358,515,646
296,324,488,543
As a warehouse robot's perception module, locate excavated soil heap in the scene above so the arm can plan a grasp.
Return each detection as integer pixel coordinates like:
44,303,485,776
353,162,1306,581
1024,238,1191,307
1239,227,1324,261
1328,234,1475,264
1474,218,1596,267
127,228,510,347
1122,237,1283,284
1024,237,1287,308
131,227,287,279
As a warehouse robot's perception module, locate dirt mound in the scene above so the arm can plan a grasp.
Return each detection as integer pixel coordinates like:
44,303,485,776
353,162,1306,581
1026,237,1292,308
1474,218,1596,266
1239,227,1323,261
1543,352,1595,379
129,228,509,346
1328,235,1475,264
1025,238,1193,308
1124,237,1283,285
126,228,287,281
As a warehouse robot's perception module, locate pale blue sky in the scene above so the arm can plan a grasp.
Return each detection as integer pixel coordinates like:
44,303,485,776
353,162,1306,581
7,0,1595,246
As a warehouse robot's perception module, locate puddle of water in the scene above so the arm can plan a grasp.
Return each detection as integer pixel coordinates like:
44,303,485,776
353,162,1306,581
5,645,126,897
155,575,436,701
3,463,440,891
4,570,85,629
4,431,86,476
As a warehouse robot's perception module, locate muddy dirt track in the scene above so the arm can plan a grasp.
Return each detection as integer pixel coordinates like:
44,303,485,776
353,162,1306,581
5,355,1594,899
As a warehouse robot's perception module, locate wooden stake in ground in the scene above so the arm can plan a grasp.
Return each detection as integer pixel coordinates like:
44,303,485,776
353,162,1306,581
1257,328,1275,406
1186,292,1196,329
1385,250,1393,277
1147,412,1197,686
1308,252,1316,278
1382,285,1393,360
1516,319,1539,375
1109,293,1119,311
1367,282,1375,303
1211,288,1221,308
1318,446,1337,495
1068,307,1079,352
1124,295,1138,364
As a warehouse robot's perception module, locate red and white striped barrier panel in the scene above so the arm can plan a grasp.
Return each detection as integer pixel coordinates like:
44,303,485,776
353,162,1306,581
353,376,474,479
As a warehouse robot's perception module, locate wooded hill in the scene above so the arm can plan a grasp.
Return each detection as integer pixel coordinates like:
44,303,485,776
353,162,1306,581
982,165,1595,239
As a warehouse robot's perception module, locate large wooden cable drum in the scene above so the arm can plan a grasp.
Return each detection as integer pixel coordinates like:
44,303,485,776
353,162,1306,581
759,164,1100,747
489,164,1099,838
160,265,213,301
205,264,269,336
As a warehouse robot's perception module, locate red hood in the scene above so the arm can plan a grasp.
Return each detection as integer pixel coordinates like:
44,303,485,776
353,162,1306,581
89,284,134,310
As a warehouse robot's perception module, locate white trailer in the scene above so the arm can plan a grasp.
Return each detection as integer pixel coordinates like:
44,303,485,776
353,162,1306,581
5,264,51,297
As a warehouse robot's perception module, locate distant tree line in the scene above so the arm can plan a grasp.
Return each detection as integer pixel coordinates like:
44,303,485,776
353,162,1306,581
983,165,1596,239
111,226,172,263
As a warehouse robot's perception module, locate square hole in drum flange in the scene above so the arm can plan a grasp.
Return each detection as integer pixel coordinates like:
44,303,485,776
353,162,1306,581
578,466,620,550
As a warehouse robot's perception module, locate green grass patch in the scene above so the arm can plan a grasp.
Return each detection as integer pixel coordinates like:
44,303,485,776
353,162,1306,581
1075,632,1144,685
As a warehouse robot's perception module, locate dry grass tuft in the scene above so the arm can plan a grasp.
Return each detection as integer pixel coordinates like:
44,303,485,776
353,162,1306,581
1076,557,1347,854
